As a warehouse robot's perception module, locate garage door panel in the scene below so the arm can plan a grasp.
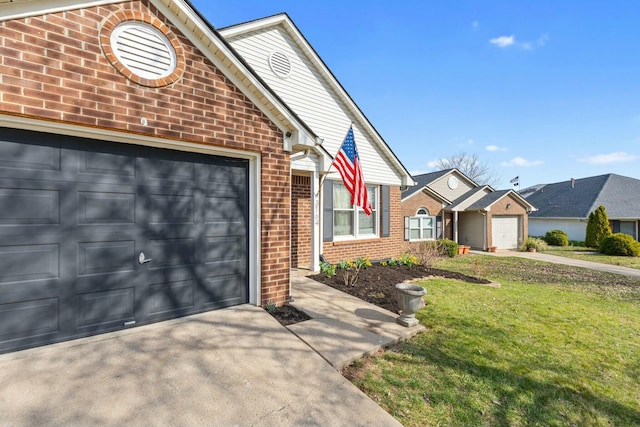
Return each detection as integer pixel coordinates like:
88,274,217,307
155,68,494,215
0,243,60,285
205,236,245,263
78,191,135,225
0,297,59,341
77,241,136,276
205,196,245,222
0,187,60,225
139,157,195,182
200,275,246,308
148,237,195,269
0,135,61,174
492,216,519,249
76,287,135,329
146,279,195,317
77,150,136,178
145,194,195,224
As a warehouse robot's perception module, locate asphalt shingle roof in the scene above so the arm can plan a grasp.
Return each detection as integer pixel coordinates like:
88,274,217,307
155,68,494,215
401,169,453,199
467,190,512,210
528,174,640,219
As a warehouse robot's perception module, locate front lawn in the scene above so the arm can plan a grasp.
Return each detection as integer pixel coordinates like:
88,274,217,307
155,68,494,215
544,245,640,270
343,255,640,427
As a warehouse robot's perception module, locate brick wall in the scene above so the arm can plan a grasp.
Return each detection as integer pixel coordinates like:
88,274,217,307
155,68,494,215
0,0,291,305
322,186,404,262
401,190,452,240
291,175,311,268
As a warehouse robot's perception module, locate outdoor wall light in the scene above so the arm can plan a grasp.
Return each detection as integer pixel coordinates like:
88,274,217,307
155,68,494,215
506,203,512,209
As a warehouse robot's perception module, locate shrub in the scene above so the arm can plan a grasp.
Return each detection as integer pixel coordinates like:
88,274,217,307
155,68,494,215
319,261,336,276
390,253,419,267
408,241,443,267
437,239,458,258
520,237,547,252
585,205,611,248
569,240,586,247
335,255,372,286
544,229,569,246
598,233,640,256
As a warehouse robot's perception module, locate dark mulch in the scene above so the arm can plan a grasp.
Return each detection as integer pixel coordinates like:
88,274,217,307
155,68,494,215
267,304,311,326
267,264,490,325
309,264,491,313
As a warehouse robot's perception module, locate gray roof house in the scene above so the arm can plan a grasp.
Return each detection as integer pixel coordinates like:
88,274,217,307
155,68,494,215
401,169,536,250
527,173,640,241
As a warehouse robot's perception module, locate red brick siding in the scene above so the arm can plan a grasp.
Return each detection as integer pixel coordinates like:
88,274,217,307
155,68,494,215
291,175,311,268
322,186,404,263
0,1,291,306
401,190,452,240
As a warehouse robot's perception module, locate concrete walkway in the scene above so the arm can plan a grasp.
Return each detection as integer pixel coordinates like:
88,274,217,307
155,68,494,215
0,276,423,427
289,274,424,370
472,249,640,278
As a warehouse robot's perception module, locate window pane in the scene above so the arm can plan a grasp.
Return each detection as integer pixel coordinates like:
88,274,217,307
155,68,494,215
423,217,433,227
358,211,375,235
410,229,420,240
417,208,429,215
367,186,376,207
334,211,353,236
410,217,420,228
422,228,433,239
333,183,353,209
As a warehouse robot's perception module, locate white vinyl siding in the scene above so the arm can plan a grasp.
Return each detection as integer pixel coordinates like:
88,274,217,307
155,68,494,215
458,211,485,249
429,173,476,201
225,27,401,185
528,219,587,241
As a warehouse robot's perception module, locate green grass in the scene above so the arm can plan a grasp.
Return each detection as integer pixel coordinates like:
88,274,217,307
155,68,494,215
346,255,640,427
544,245,640,270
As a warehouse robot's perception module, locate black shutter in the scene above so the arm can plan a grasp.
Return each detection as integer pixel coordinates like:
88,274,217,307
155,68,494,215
612,220,620,233
381,185,390,237
323,179,333,242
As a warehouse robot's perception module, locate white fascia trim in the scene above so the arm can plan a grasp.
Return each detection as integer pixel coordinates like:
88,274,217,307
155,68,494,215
0,0,115,22
221,15,414,187
0,114,262,306
529,217,587,221
153,0,310,150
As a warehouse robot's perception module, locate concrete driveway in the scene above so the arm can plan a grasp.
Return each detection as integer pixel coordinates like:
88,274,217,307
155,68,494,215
0,305,401,427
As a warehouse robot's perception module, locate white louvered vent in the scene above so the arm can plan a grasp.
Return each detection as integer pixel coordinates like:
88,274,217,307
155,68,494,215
111,22,177,80
268,51,292,78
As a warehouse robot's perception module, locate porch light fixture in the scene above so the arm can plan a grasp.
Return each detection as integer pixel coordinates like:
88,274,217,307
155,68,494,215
506,203,512,210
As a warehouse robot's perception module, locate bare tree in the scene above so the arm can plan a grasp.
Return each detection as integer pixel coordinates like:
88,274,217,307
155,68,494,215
432,151,502,187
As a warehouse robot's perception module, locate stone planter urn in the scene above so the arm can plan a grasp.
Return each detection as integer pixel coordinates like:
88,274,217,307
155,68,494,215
395,283,426,327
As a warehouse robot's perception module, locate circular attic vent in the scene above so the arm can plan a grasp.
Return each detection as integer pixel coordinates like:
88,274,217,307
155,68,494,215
111,22,177,80
269,51,292,78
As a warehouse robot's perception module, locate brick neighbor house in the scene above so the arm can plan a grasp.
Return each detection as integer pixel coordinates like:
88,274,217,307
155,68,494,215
402,169,536,250
0,0,413,353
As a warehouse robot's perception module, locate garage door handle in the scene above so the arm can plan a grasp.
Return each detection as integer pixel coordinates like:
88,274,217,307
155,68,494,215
138,252,152,264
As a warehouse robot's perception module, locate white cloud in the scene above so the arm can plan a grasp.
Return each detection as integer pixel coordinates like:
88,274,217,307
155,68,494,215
489,35,515,48
467,138,475,145
501,156,543,167
577,151,638,164
472,21,479,30
427,159,439,168
490,33,549,50
486,145,507,152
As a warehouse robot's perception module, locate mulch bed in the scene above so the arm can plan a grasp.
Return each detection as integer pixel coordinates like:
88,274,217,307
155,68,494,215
309,264,491,313
267,264,490,325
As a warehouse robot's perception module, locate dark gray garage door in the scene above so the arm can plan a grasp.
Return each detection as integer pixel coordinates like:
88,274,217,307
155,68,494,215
0,128,248,353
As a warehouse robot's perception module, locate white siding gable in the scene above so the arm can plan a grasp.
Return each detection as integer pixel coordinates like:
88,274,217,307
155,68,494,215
223,26,402,186
429,171,476,201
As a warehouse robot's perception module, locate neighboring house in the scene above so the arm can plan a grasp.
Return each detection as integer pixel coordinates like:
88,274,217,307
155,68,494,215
528,174,640,241
402,169,536,250
0,1,413,353
219,14,415,269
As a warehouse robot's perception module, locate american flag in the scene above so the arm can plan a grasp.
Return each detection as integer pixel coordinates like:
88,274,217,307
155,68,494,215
332,126,372,215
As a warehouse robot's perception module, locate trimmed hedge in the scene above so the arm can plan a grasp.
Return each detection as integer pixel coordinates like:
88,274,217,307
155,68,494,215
598,233,640,257
437,239,459,258
544,229,569,246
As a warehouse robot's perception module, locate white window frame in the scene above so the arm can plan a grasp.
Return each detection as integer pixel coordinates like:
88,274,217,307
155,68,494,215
407,207,436,241
333,182,379,240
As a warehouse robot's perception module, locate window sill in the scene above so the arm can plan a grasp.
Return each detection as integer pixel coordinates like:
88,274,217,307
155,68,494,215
330,237,381,246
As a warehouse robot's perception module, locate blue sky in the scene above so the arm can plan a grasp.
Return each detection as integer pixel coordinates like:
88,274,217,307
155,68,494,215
191,0,640,190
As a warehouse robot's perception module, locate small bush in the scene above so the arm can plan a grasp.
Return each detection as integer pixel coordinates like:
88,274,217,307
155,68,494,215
319,261,336,276
437,239,459,258
569,240,586,247
335,255,372,286
586,205,611,248
408,241,443,267
520,237,547,252
598,233,640,256
544,229,569,246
